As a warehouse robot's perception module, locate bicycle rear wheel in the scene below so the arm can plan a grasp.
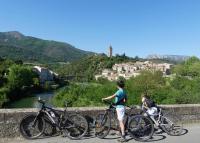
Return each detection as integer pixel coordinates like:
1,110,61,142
63,114,88,140
161,112,183,136
19,114,45,139
94,113,111,139
128,115,154,141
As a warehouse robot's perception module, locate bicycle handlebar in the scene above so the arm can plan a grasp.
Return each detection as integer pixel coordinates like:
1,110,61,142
38,97,46,105
102,100,141,110
102,100,116,109
38,97,70,109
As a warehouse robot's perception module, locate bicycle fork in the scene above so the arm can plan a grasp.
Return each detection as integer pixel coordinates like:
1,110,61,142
31,112,42,128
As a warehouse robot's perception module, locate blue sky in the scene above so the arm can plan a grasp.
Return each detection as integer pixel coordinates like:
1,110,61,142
0,0,200,58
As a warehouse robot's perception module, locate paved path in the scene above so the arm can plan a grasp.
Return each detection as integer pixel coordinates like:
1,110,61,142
1,123,200,143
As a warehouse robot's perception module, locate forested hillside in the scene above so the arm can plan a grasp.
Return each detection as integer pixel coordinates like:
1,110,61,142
53,57,200,107
0,31,92,63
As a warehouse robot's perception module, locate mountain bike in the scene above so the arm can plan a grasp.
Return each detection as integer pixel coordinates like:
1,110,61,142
19,98,88,140
94,101,154,141
143,107,183,136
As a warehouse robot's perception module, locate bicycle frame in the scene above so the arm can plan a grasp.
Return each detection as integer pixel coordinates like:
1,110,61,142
35,101,67,131
101,103,134,131
144,107,175,129
20,98,88,140
95,101,155,141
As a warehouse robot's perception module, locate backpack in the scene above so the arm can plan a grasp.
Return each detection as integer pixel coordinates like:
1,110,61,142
145,98,156,108
115,94,127,106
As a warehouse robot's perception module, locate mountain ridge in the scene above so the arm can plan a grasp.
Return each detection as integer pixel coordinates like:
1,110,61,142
0,31,92,63
147,54,190,63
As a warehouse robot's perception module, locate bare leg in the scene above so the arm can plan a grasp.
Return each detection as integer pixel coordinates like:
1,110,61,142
119,120,125,136
116,109,125,137
116,107,126,142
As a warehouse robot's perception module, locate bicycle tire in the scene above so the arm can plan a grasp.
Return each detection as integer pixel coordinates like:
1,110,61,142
19,114,45,139
128,115,154,141
94,113,111,139
63,113,88,140
160,112,183,136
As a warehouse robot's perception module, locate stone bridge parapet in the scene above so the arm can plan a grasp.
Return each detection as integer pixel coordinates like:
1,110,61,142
0,104,200,138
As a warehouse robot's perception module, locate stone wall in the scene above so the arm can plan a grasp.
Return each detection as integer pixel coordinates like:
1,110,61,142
0,104,200,138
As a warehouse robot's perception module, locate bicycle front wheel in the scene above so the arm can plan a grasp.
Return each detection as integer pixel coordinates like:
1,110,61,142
128,115,154,141
161,112,183,136
63,114,88,140
94,113,111,139
19,114,45,139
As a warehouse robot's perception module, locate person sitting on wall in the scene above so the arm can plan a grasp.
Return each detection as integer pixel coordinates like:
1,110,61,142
141,93,159,125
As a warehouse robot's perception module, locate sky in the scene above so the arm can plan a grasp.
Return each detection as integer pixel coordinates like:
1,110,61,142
0,0,200,58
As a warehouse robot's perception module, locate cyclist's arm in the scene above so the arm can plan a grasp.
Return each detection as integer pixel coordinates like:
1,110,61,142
142,102,150,110
102,94,116,100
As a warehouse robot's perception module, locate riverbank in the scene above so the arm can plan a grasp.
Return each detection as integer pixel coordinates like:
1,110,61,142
4,92,54,108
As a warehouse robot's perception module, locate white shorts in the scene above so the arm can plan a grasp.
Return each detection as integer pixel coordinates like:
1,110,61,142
147,107,158,116
116,106,125,121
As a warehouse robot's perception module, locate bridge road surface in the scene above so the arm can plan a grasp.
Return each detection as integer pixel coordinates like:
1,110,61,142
1,123,200,143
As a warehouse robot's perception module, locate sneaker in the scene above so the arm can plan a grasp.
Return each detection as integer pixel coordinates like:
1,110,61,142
110,130,121,136
117,135,127,142
116,131,121,136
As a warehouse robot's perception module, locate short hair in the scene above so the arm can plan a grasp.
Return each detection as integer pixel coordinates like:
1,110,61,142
117,80,125,88
141,93,149,99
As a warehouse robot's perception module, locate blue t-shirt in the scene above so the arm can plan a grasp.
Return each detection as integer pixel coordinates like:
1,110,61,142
115,89,126,108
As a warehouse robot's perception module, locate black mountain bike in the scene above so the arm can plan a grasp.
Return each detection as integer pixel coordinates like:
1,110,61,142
19,98,88,140
94,101,154,141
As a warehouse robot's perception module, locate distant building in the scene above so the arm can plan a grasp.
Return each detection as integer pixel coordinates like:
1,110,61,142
108,45,113,58
95,61,173,81
33,66,58,84
154,63,173,75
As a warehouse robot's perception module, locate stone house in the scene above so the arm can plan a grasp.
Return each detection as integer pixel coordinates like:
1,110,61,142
33,66,58,84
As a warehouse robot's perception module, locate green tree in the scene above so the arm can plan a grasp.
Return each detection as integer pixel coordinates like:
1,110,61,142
7,65,36,99
7,65,34,89
187,62,200,77
130,70,164,95
185,56,200,65
0,59,15,87
173,56,200,77
0,87,9,107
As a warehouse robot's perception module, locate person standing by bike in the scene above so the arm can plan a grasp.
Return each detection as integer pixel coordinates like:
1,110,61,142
102,80,127,142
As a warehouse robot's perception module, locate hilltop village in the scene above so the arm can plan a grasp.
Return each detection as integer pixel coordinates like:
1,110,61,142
95,46,173,81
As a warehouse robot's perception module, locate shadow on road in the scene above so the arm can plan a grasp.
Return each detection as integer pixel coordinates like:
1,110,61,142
145,134,166,142
125,127,189,142
34,117,189,142
179,128,189,136
38,128,189,141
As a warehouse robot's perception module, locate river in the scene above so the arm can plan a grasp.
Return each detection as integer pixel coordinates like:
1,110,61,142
5,92,55,108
